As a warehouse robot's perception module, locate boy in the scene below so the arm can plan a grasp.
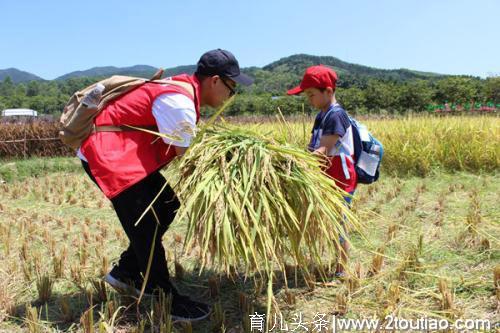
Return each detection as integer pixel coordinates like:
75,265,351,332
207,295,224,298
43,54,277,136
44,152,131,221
287,65,357,278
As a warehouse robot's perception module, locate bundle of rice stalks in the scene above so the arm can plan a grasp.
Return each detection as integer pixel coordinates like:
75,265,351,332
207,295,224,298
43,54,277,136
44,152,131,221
172,124,362,319
176,125,360,272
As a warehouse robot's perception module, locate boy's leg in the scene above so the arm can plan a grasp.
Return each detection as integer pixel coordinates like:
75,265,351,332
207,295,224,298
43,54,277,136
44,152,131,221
335,191,354,277
335,236,350,276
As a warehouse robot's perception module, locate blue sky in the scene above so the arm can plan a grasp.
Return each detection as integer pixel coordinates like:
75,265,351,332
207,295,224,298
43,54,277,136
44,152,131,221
1,0,498,79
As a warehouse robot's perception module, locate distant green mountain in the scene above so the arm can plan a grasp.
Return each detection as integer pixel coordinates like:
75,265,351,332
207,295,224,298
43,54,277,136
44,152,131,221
264,54,444,79
0,68,44,83
55,64,199,81
2,54,450,92
255,54,446,92
234,54,448,94
55,65,159,80
162,65,197,77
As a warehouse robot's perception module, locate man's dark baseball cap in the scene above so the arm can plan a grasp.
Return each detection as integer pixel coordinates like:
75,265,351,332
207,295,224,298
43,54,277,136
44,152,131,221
195,49,254,86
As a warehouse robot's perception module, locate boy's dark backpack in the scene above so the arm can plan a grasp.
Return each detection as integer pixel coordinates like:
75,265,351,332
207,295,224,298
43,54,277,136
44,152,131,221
349,116,383,184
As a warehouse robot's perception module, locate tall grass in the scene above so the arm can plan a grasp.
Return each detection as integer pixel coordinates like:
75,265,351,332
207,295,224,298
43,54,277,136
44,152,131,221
1,115,497,177
366,116,499,176
253,115,499,176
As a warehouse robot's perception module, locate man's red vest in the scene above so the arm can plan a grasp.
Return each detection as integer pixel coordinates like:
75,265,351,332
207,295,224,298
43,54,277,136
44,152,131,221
81,74,201,198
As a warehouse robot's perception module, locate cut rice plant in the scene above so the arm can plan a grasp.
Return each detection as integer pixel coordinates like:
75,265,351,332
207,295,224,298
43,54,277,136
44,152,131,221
90,278,108,303
151,290,173,332
208,275,220,300
494,266,500,304
346,276,360,295
179,321,193,333
24,304,43,333
174,260,185,281
0,275,15,321
58,296,74,322
173,124,361,317
384,281,401,312
99,257,109,277
284,290,296,306
240,293,254,332
71,262,83,287
36,273,53,304
210,300,226,332
367,247,385,277
52,254,64,279
334,291,348,316
80,305,95,333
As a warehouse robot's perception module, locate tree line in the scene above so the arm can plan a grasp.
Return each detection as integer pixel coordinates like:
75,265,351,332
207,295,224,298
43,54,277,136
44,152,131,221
0,75,498,117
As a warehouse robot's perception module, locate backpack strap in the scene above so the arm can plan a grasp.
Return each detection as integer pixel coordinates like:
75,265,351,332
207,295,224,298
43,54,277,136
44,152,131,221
146,78,195,100
322,104,353,180
318,103,340,129
92,124,158,133
93,78,194,135
150,68,164,81
333,139,353,180
340,153,352,180
98,73,195,110
146,69,195,100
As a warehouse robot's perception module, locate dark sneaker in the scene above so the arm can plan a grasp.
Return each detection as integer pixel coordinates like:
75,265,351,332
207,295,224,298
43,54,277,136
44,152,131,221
335,271,346,279
104,270,154,297
328,271,347,285
170,293,211,322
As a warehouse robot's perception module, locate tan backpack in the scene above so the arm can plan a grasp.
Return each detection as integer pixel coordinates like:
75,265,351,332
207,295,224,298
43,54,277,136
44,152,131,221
59,69,194,149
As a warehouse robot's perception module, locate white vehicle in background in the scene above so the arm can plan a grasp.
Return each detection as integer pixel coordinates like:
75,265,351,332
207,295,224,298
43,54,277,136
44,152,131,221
1,108,38,123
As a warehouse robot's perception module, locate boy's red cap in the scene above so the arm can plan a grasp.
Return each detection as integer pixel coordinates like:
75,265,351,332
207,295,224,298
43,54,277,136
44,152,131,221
287,65,338,95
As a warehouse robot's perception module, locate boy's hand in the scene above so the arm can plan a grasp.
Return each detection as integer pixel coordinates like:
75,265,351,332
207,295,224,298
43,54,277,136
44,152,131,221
313,146,327,156
312,147,329,167
174,146,188,156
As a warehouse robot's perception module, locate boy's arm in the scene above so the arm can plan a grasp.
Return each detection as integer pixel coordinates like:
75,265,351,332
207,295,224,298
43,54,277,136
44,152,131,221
314,134,340,157
174,146,188,156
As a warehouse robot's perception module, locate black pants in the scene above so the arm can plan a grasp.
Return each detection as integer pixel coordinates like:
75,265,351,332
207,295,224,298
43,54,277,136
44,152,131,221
82,160,179,291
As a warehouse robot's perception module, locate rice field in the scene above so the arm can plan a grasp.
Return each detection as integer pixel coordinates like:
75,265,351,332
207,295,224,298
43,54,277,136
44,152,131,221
0,116,499,332
243,115,499,176
1,116,498,177
0,122,72,159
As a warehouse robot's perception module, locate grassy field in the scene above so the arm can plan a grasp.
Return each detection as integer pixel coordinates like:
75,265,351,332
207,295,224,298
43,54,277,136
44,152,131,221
245,115,499,176
0,116,499,332
1,116,499,177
